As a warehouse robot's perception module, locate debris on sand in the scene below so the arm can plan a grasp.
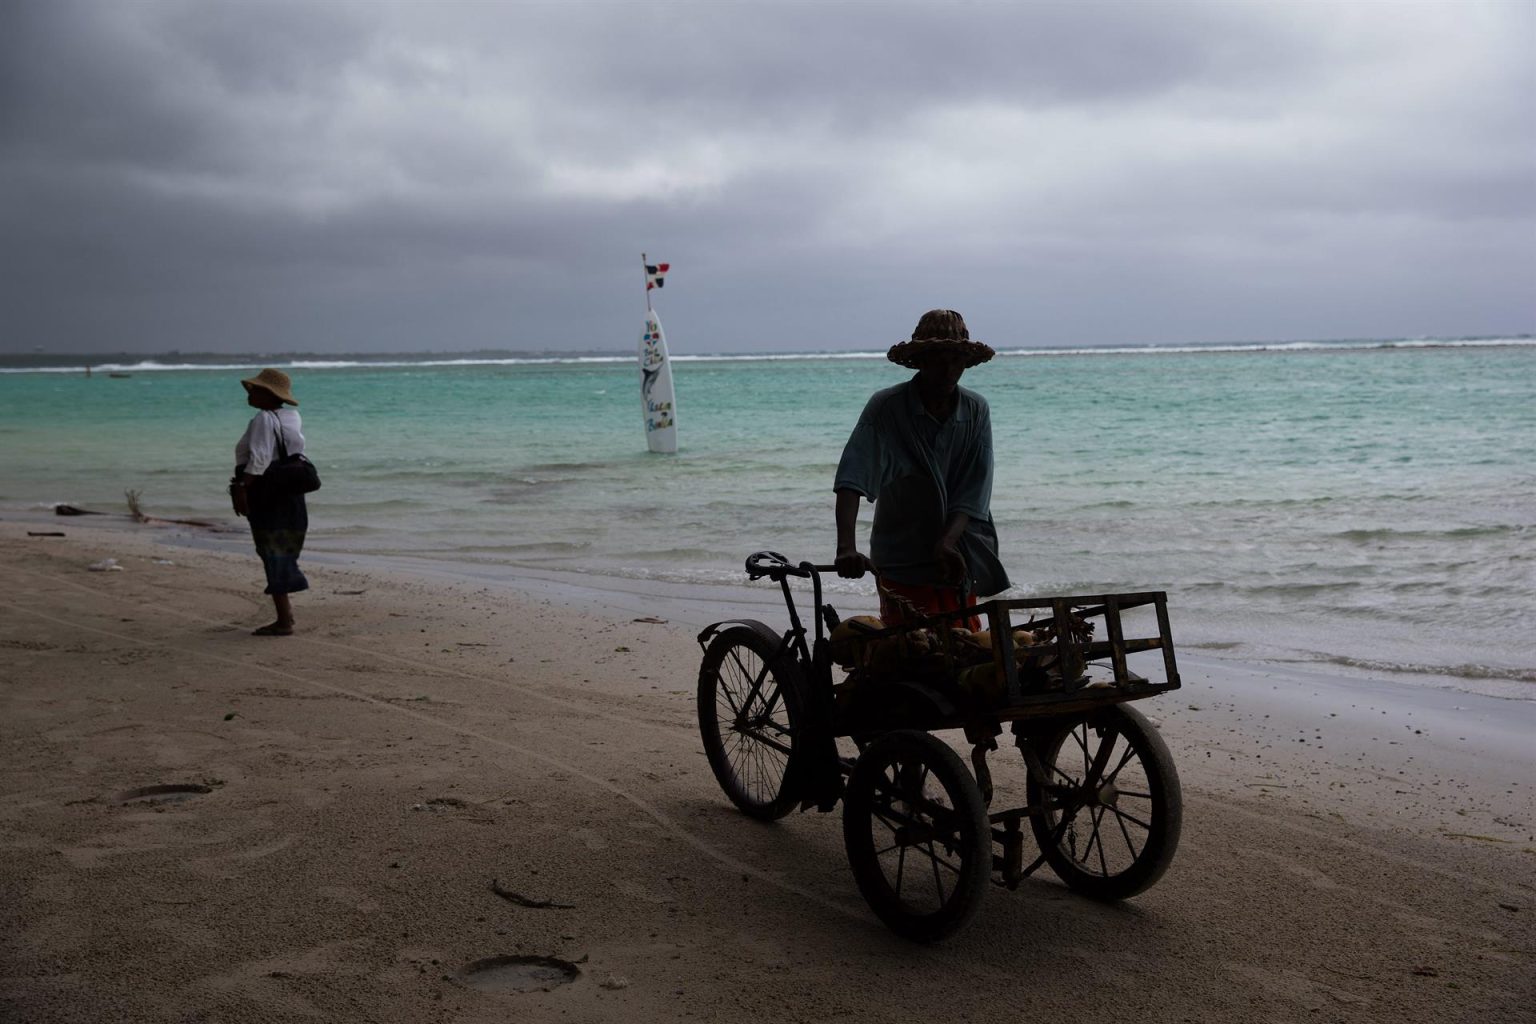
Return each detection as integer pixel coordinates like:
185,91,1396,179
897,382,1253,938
489,879,575,909
54,494,219,529
125,489,220,528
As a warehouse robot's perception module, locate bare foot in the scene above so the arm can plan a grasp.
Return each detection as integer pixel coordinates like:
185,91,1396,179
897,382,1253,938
251,622,294,636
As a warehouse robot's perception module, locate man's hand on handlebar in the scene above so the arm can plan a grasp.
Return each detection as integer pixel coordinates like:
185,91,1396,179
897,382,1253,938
835,546,876,579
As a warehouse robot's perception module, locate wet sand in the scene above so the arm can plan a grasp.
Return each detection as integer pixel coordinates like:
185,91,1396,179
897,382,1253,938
1,521,1532,1023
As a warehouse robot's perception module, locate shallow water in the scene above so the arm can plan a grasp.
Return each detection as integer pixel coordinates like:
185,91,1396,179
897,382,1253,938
3,339,1532,693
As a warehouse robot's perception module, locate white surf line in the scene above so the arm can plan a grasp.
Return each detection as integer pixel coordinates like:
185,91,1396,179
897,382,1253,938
12,563,698,743
0,595,865,923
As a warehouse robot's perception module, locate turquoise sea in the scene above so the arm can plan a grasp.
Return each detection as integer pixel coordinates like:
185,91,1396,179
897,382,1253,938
2,338,1533,696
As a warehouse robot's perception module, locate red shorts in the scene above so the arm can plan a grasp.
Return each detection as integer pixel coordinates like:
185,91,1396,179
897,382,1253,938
877,579,981,631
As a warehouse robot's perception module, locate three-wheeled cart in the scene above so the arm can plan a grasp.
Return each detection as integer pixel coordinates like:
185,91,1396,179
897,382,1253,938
697,552,1184,942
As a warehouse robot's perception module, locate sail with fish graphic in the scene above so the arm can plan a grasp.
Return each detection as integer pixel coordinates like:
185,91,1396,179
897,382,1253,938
639,254,677,453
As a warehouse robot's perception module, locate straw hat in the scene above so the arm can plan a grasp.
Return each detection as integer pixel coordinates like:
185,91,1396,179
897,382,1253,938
886,309,995,370
241,368,298,405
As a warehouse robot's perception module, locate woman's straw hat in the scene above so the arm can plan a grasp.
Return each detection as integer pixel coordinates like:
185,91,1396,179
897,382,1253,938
241,367,299,405
886,309,995,370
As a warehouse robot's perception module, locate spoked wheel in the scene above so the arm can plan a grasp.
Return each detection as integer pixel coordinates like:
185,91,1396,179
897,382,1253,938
1026,704,1182,900
697,622,808,820
842,731,991,942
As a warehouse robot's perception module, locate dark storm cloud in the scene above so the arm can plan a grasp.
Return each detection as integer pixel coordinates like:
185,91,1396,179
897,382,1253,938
1,0,1532,354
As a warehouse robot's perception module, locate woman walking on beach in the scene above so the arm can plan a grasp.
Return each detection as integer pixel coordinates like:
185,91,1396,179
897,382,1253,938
230,368,309,636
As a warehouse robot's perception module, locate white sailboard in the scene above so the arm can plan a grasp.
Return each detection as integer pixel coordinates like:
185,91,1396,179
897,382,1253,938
639,253,677,453
640,309,678,453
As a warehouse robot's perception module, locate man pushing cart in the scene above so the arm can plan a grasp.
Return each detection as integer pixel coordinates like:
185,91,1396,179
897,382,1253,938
695,311,1185,941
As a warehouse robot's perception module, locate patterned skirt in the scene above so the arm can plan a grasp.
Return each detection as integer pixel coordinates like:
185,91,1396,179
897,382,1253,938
247,484,309,595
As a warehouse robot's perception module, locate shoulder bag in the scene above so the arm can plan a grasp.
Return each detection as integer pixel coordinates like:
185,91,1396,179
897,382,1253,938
261,411,322,495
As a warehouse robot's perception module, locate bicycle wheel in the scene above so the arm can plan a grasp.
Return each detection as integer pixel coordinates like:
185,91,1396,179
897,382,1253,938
697,622,808,820
1026,704,1182,900
842,730,991,942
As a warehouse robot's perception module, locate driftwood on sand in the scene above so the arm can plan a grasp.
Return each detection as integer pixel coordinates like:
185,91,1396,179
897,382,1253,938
53,493,220,530
125,490,221,529
489,878,575,909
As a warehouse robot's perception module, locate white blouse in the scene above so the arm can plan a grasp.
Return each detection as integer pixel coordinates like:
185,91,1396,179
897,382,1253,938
235,408,305,476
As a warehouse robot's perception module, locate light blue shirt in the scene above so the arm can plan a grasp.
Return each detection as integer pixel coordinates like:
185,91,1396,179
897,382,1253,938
835,380,1009,596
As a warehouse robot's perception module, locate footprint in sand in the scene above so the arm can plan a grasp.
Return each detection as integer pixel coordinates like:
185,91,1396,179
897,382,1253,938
234,836,298,860
459,955,580,994
567,827,608,852
114,783,214,805
0,638,58,651
315,885,380,913
1242,847,1340,890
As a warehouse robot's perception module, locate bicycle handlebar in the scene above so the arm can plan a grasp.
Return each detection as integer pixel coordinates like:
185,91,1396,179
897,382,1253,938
744,550,838,581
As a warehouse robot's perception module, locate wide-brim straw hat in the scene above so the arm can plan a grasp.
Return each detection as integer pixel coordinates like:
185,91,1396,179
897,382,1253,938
241,367,299,405
886,309,995,370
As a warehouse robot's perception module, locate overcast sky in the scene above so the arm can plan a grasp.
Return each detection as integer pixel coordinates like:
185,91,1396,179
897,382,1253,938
2,0,1532,355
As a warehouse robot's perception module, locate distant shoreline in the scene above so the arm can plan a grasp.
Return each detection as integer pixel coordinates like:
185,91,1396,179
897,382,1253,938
3,334,1534,373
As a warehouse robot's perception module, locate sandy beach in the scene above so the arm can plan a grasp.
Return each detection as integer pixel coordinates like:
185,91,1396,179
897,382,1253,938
1,520,1532,1023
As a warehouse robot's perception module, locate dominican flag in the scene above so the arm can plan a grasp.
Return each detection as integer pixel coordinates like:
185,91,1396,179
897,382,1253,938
645,262,670,290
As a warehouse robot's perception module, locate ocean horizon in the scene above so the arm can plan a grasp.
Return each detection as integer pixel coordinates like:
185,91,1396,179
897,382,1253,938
2,332,1532,374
